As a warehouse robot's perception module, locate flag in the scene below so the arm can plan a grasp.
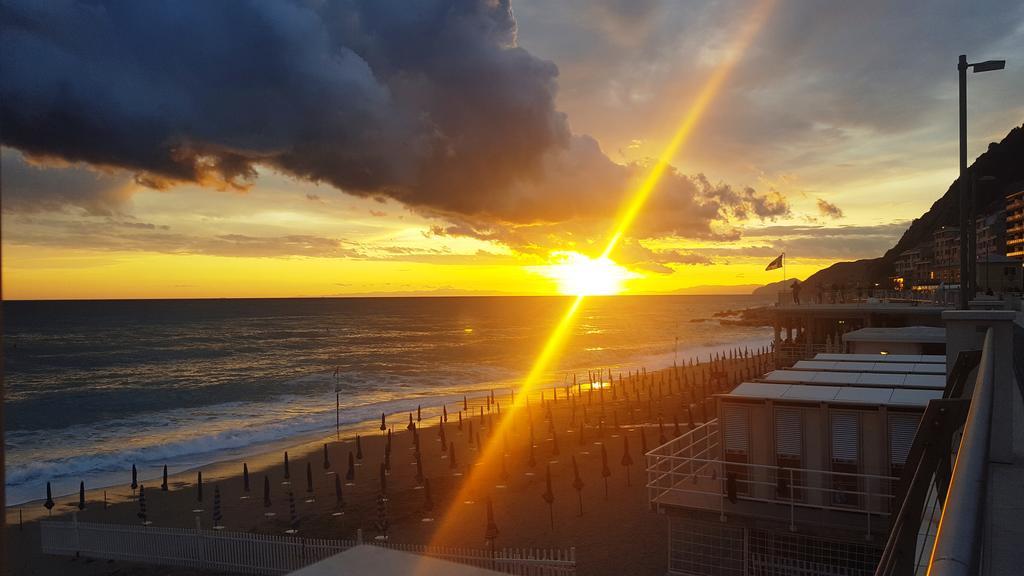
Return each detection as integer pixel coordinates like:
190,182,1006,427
765,253,784,271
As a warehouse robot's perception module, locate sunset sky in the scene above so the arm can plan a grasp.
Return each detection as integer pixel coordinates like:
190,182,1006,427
2,0,1022,299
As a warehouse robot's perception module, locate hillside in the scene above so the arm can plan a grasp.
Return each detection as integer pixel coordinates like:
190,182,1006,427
804,123,1024,288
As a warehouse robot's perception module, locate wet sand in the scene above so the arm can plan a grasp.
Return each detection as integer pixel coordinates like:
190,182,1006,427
5,349,774,576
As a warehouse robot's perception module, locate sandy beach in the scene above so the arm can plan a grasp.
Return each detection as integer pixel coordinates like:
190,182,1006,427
5,348,774,576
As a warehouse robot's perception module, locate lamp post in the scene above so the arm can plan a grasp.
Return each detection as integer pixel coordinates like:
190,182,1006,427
957,54,1005,309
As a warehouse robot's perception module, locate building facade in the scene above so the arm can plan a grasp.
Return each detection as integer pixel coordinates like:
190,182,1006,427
1008,189,1024,261
931,227,960,284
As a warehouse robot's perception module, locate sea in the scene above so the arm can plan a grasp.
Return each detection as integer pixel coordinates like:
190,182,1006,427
2,295,773,506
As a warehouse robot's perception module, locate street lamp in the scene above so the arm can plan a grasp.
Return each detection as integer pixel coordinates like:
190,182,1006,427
958,55,1005,309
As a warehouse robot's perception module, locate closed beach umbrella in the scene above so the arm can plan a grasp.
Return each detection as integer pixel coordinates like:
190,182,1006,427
407,412,414,430
161,465,168,491
78,481,86,511
439,419,447,451
449,442,458,470
458,411,463,431
571,456,584,516
380,413,387,432
243,463,250,492
346,452,355,482
601,444,612,498
375,492,389,537
196,471,204,503
131,464,138,491
305,461,314,494
334,474,345,510
542,463,555,529
463,395,468,411
485,496,499,555
442,405,448,422
323,444,331,470
423,477,434,511
621,436,634,487
212,485,222,528
263,476,272,508
137,484,147,524
44,482,55,515
284,451,291,481
356,435,363,460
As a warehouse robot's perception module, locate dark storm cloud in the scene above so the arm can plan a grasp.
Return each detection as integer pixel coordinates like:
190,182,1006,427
0,0,567,219
1,0,793,241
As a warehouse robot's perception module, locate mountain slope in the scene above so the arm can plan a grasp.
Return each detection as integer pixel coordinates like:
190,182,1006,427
804,123,1024,287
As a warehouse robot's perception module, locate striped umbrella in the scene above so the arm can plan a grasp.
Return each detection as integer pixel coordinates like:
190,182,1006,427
137,484,148,524
161,465,168,491
44,482,54,515
287,491,298,533
375,491,389,538
212,485,223,529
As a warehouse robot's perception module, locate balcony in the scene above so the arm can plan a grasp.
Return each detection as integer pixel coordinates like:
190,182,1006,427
647,421,897,536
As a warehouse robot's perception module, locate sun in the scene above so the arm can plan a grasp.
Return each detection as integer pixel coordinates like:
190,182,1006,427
535,251,637,296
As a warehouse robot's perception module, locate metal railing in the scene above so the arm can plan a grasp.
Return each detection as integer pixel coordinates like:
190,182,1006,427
40,519,576,575
927,327,995,575
647,421,898,535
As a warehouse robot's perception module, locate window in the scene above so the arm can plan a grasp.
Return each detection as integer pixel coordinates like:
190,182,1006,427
774,407,803,500
830,411,860,507
888,413,921,479
722,404,750,495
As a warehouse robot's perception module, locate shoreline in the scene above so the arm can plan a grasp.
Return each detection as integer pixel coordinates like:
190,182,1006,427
5,332,771,509
6,347,775,576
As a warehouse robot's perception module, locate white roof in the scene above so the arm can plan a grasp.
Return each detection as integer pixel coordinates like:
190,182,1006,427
288,545,506,576
761,369,944,390
723,382,940,408
814,353,945,364
792,360,945,375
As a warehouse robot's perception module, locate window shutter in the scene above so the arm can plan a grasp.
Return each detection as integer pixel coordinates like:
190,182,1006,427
774,408,802,458
723,406,749,454
888,413,920,466
831,412,859,463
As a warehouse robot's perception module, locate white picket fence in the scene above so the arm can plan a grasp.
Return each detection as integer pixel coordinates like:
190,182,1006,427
40,519,576,575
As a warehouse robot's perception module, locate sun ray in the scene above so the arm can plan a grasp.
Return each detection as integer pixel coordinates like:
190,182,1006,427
427,0,777,550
